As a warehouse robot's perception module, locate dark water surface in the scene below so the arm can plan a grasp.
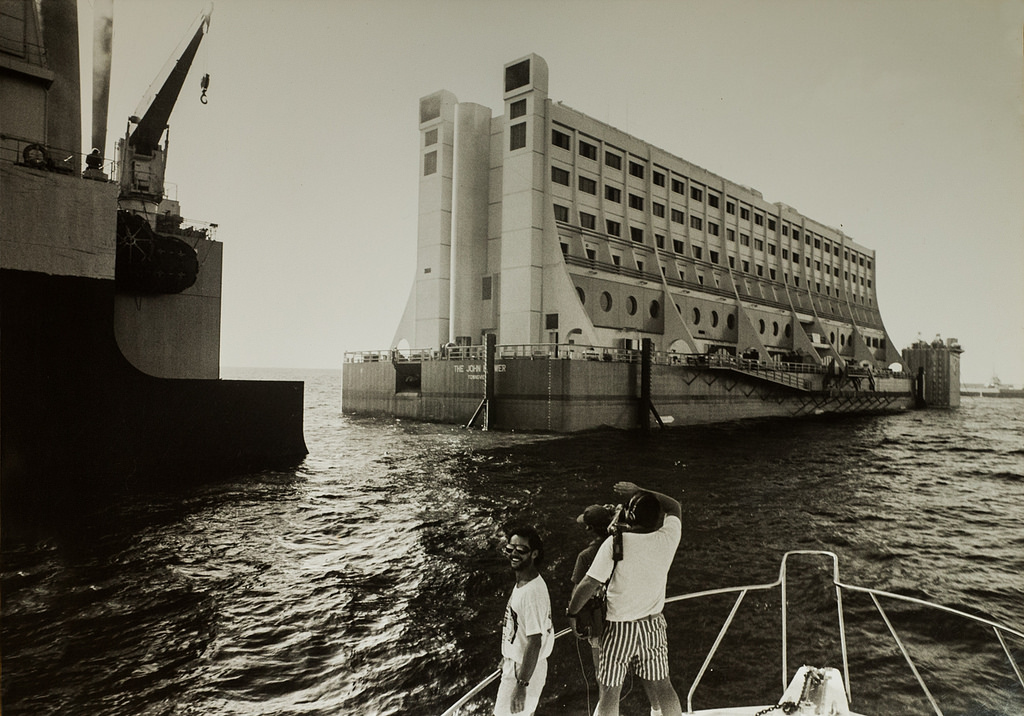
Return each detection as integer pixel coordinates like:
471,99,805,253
2,369,1022,715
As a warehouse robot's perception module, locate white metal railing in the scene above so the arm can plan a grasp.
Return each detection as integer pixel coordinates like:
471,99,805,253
439,550,1024,716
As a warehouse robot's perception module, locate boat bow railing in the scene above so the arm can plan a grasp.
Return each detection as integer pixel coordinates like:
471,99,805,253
673,550,1024,715
439,550,1024,716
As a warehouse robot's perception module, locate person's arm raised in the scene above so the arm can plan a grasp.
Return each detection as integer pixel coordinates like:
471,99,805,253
613,480,681,520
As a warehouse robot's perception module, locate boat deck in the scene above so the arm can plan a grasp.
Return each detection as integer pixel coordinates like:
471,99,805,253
440,551,1024,716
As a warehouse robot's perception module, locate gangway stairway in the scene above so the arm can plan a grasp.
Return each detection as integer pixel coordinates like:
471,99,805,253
708,362,814,391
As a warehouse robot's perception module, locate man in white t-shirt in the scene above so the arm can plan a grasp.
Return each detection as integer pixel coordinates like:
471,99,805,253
495,525,554,716
567,481,683,716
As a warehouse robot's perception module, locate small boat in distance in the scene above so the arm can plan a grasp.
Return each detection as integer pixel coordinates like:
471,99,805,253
440,551,1024,716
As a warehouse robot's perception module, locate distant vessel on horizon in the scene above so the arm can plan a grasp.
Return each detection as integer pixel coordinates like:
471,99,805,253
962,375,1024,398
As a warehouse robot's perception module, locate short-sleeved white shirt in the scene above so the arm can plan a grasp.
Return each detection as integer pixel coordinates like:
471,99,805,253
586,515,681,622
500,574,554,663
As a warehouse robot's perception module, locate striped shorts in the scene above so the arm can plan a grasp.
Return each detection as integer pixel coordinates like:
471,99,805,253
597,613,670,687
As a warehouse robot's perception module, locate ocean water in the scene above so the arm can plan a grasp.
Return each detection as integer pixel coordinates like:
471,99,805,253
2,368,1022,716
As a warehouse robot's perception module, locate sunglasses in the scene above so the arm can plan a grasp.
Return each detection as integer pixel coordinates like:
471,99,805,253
504,544,532,556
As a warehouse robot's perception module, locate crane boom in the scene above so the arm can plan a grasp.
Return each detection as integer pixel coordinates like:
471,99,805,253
129,7,212,155
118,5,212,207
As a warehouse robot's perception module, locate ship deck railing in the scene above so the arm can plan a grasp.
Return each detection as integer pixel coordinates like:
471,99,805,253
1,134,217,237
1,133,116,176
439,550,1024,716
344,345,906,381
717,361,815,390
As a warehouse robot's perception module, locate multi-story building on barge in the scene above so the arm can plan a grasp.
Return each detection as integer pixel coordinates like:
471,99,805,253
344,54,928,431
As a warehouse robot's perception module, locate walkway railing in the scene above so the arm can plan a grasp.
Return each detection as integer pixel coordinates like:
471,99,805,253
439,550,1024,716
346,344,813,369
344,344,907,384
2,133,217,238
345,343,645,365
1,133,114,176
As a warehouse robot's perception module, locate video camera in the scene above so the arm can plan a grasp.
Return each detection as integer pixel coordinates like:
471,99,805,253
607,503,627,534
607,490,644,534
606,492,658,561
607,503,628,561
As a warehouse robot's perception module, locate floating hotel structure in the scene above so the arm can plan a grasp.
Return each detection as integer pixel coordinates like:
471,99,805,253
344,54,945,431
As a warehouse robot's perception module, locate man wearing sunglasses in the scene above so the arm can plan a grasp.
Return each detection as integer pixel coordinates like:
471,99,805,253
567,481,683,716
495,526,554,716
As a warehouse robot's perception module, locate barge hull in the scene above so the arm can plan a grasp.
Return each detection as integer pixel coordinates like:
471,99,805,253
342,357,913,432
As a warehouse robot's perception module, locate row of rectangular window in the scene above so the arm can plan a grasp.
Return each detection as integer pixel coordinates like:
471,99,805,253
559,187,873,275
569,244,874,303
557,196,872,283
566,202,867,264
564,255,874,313
548,126,873,269
559,205,872,291
555,171,870,267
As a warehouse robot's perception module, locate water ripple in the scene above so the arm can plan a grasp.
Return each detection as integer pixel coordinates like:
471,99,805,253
2,378,1022,716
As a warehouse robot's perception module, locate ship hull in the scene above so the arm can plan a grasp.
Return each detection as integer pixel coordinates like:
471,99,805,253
0,163,307,511
1,267,307,506
342,356,913,432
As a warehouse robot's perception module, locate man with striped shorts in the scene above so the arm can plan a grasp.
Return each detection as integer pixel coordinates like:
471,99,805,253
568,481,683,716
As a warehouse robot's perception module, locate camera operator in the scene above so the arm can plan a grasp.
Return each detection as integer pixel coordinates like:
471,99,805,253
567,481,683,716
571,503,614,671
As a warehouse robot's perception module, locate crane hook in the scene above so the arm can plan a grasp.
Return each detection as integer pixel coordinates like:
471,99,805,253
200,73,210,105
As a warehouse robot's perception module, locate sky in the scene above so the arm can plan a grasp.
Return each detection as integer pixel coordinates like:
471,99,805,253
79,0,1024,385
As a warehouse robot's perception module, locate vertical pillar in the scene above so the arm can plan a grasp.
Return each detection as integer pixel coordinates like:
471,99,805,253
450,103,493,344
640,338,653,430
40,0,82,169
484,333,496,429
499,54,549,345
414,91,458,349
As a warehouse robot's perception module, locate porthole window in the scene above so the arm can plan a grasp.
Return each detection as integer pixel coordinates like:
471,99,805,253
759,319,766,334
576,287,586,305
627,296,637,315
830,331,836,344
727,313,736,330
711,311,719,328
784,324,792,338
692,307,701,325
840,334,846,346
600,291,613,312
772,321,779,336
650,300,661,318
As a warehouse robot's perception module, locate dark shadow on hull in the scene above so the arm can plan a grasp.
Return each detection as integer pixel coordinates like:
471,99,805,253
1,269,308,516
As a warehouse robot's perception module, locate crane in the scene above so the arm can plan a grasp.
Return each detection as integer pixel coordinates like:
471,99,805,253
117,5,212,212
111,4,213,295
